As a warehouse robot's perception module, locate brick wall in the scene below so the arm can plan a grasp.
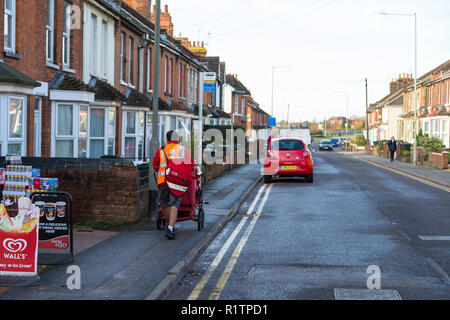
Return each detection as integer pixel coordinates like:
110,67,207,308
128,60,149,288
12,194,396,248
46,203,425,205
1,157,150,223
41,166,149,223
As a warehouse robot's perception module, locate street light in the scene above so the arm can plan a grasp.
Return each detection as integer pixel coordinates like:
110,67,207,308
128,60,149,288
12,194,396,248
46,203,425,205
149,0,161,192
334,90,349,151
374,11,418,165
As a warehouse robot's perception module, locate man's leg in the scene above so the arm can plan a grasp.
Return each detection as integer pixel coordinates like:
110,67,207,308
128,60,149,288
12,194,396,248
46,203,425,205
168,206,178,227
165,206,178,240
163,206,170,224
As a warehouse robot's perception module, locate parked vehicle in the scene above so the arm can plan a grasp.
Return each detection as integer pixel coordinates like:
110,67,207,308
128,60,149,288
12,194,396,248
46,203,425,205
275,128,311,146
330,138,340,147
263,138,314,183
319,140,333,151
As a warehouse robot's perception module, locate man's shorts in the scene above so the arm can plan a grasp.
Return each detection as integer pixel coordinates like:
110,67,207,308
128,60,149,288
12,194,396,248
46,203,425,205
158,184,182,209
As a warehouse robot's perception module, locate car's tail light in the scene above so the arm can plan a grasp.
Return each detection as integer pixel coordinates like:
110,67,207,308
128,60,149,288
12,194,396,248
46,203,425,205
303,150,310,157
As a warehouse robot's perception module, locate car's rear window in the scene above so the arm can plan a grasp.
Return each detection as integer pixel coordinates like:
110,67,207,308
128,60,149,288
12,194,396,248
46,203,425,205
321,140,331,144
272,139,305,151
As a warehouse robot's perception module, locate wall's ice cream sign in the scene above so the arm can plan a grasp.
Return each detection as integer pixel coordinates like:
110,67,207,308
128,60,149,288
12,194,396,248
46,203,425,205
0,197,39,276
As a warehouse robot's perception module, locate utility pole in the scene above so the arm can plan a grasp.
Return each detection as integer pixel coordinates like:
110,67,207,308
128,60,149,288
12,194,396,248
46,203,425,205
365,78,369,145
413,12,418,165
198,72,204,167
149,0,161,191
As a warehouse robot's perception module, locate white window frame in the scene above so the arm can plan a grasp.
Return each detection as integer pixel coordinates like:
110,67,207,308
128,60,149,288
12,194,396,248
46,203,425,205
178,63,182,98
440,118,448,147
432,119,440,139
120,33,125,83
100,20,107,77
0,95,26,156
122,109,145,160
62,2,71,68
146,47,152,92
34,97,42,157
194,71,198,103
164,56,168,93
46,0,54,62
168,58,173,94
90,14,98,73
128,37,133,86
4,0,16,53
422,120,430,136
53,103,115,158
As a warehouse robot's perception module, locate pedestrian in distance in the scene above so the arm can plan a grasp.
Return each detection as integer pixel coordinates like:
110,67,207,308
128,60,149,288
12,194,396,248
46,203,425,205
387,136,397,162
152,130,195,240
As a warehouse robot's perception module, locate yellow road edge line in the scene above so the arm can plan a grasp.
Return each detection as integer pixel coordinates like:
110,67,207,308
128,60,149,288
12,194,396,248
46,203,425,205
353,156,450,193
209,184,273,300
187,184,267,300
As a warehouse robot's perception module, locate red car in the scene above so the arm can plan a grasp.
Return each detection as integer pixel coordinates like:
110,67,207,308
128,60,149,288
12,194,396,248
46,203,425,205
263,138,314,183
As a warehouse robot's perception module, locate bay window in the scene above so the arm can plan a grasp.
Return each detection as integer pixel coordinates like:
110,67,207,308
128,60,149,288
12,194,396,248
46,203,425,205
442,119,448,147
432,119,440,139
4,0,16,52
0,96,26,156
123,110,145,160
54,103,116,158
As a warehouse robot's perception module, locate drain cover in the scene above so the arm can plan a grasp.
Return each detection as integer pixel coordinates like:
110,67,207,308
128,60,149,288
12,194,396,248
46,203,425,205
334,288,402,300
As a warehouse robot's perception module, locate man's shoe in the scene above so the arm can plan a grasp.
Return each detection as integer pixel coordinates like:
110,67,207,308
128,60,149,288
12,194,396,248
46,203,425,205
165,226,175,240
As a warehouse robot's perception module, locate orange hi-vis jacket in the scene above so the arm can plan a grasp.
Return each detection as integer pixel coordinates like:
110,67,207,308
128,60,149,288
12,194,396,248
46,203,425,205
152,141,193,186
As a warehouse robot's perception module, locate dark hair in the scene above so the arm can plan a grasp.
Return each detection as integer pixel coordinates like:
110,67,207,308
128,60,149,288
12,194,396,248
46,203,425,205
166,130,178,142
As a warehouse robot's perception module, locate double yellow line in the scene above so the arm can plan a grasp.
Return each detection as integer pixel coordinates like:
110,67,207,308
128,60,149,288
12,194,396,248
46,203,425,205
188,183,273,300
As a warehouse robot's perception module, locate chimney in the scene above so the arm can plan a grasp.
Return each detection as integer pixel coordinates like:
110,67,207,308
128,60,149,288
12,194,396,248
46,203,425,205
150,3,174,37
124,0,152,21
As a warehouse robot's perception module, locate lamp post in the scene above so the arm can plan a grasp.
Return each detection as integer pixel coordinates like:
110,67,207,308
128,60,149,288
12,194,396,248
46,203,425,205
149,0,161,191
375,11,418,165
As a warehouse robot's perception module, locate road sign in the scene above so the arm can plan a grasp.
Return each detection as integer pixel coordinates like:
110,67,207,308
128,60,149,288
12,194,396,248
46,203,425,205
203,72,216,93
268,117,276,127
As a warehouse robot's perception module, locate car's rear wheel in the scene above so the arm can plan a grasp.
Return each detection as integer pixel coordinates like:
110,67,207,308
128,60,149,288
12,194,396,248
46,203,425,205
306,171,313,183
264,175,272,183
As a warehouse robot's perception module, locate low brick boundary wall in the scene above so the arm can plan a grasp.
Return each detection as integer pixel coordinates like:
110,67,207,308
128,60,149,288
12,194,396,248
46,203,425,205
1,157,149,223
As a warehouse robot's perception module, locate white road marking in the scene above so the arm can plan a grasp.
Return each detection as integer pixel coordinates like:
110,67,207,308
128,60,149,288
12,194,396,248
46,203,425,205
209,184,273,300
419,236,450,241
187,184,267,300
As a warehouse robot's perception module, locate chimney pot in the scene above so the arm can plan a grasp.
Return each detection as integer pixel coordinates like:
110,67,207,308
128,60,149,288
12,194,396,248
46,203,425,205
165,5,168,13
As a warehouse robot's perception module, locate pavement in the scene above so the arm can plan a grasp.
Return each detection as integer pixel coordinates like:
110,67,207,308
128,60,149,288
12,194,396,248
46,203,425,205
0,164,262,300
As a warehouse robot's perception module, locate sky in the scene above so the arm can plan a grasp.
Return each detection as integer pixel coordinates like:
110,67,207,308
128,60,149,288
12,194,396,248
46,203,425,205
160,0,450,122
